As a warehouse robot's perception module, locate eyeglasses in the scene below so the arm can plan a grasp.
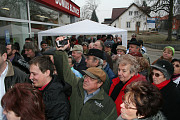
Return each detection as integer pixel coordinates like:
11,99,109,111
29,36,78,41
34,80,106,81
173,64,180,68
122,96,136,110
151,72,161,77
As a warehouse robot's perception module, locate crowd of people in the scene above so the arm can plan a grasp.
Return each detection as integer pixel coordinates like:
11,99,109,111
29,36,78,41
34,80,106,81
0,34,180,120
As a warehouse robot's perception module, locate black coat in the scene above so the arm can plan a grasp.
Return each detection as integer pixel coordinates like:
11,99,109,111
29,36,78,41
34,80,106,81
73,55,87,75
41,75,70,120
160,81,180,120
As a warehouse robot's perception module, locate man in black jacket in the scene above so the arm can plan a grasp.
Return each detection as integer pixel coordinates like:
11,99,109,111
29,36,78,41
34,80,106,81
6,43,29,73
29,56,70,120
0,44,31,119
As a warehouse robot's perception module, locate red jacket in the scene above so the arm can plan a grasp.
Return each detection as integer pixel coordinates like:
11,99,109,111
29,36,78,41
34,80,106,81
109,74,146,115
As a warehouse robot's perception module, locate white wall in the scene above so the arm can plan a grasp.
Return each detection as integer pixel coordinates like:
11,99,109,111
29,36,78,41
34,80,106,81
112,5,148,31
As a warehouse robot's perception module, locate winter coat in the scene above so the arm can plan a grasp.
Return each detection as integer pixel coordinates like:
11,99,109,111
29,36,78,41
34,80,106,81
109,75,146,115
103,63,116,85
54,50,118,120
11,52,29,74
73,55,87,75
117,111,166,120
40,75,70,120
5,60,31,92
159,80,180,120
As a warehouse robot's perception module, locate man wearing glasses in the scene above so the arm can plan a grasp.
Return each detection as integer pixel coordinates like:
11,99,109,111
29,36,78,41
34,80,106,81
53,37,118,120
151,59,180,120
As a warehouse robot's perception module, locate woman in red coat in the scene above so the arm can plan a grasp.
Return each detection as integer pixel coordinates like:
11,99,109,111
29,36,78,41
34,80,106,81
109,54,146,115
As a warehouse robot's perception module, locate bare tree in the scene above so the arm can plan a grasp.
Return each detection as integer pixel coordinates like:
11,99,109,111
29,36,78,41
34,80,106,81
80,0,100,20
135,0,180,41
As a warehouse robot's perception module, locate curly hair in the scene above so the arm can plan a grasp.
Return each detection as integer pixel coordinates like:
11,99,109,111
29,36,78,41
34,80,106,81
124,81,163,118
118,54,140,74
1,83,45,120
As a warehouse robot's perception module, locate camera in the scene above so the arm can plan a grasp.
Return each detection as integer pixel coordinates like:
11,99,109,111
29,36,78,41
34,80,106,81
56,39,68,48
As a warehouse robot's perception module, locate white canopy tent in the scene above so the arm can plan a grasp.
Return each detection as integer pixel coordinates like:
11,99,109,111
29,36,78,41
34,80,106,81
38,19,127,48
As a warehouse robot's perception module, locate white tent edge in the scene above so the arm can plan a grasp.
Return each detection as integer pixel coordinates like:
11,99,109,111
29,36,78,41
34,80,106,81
38,19,127,49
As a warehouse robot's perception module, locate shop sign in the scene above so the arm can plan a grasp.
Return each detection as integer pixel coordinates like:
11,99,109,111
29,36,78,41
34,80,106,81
35,0,80,18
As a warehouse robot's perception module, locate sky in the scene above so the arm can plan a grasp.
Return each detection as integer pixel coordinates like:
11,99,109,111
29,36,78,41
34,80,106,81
73,0,134,23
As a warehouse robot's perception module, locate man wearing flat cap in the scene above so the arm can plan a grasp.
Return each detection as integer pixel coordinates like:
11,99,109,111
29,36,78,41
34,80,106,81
85,49,115,93
71,45,87,75
53,37,118,120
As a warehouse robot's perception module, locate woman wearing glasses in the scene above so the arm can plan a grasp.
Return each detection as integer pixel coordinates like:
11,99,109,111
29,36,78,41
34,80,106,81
171,58,180,89
117,81,165,120
151,59,180,120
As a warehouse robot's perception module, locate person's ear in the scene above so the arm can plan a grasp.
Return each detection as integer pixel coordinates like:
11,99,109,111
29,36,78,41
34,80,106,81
45,70,51,76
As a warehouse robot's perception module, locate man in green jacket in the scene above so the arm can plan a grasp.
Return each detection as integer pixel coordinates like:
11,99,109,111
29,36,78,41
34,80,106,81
53,37,118,120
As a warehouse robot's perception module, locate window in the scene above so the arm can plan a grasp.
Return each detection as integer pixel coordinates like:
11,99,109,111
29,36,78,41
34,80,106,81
127,22,130,28
0,0,28,20
129,11,133,16
136,22,140,27
134,11,138,16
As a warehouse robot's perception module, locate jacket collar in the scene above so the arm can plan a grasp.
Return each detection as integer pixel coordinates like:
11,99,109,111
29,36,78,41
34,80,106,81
6,60,14,77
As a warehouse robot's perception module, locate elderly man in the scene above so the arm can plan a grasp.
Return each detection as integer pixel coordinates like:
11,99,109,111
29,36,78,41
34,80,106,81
0,44,31,119
71,45,87,75
85,49,115,93
94,40,113,70
53,37,118,120
128,39,150,63
29,56,70,120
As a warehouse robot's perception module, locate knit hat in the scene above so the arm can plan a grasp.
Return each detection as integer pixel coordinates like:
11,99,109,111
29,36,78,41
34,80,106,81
151,59,174,80
87,49,104,60
82,67,106,82
163,46,175,56
72,45,83,53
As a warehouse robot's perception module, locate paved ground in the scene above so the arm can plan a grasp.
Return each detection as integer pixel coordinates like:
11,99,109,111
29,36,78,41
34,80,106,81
146,46,180,64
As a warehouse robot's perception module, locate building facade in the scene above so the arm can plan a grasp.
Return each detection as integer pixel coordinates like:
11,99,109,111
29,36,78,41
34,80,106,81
0,0,80,50
111,3,150,32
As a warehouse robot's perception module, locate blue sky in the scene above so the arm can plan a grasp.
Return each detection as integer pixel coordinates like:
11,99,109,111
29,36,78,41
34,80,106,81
73,0,134,22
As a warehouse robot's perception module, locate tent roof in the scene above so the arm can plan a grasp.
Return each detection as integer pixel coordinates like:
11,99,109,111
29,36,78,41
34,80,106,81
38,19,127,36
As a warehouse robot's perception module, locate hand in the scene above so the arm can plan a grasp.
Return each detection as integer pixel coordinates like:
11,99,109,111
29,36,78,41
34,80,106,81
55,36,70,51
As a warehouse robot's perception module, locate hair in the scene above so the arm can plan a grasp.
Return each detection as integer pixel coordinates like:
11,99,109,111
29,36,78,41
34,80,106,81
93,56,104,66
14,42,20,51
1,83,45,120
25,38,33,42
24,42,39,53
138,40,143,46
0,44,7,55
124,81,162,118
171,58,180,64
136,57,150,72
118,54,140,74
96,40,105,51
29,56,54,77
40,41,47,45
68,56,76,65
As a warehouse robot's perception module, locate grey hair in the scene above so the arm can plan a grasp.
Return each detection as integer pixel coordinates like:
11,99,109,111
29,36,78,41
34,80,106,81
118,54,140,74
94,56,103,66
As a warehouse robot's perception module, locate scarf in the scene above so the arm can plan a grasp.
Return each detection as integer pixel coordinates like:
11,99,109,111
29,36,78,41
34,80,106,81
152,80,170,90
